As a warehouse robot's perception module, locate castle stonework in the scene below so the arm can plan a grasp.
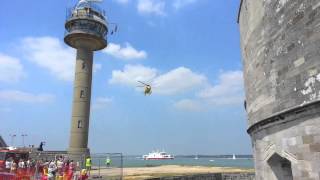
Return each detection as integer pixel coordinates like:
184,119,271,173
238,0,320,179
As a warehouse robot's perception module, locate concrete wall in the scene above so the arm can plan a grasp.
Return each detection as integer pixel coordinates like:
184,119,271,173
238,0,320,179
68,48,93,155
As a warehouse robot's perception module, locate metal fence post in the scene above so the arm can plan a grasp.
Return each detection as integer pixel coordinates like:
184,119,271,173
98,157,101,178
121,153,123,180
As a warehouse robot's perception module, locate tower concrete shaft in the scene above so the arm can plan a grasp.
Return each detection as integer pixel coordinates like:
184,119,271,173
68,48,93,155
64,0,108,155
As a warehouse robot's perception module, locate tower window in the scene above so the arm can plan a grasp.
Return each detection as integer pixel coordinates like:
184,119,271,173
80,90,86,98
82,62,86,70
78,120,83,128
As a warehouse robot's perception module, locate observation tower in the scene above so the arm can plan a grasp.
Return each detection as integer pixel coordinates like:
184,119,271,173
64,0,108,155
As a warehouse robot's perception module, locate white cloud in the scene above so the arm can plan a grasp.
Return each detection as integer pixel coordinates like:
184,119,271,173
173,70,244,111
173,0,197,9
92,97,113,110
103,43,147,60
137,0,166,16
109,64,157,86
153,67,207,95
93,63,102,73
117,0,197,16
197,71,244,105
110,65,244,109
0,53,25,83
0,90,55,103
109,65,207,95
174,99,202,112
114,0,130,4
21,37,75,81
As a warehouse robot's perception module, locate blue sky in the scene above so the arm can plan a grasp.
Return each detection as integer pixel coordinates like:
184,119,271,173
0,0,251,155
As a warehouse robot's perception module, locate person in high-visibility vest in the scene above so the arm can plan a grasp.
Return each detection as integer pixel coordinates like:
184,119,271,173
105,157,111,168
85,157,91,175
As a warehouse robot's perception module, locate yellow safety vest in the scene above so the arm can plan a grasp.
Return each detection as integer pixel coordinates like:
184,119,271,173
85,158,91,167
105,158,111,164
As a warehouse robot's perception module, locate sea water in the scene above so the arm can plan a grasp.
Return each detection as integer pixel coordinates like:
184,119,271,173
122,156,254,168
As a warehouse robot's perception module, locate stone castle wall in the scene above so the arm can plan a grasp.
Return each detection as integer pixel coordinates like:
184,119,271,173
251,102,320,179
238,0,320,179
239,0,320,127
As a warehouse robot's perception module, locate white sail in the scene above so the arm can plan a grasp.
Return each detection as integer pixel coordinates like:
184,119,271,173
194,154,199,160
232,154,236,160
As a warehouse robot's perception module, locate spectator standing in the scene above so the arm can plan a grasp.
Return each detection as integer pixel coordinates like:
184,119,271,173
5,158,12,172
105,157,111,168
85,157,91,175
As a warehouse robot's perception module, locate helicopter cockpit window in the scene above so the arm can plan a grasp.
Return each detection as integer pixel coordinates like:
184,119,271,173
76,1,90,10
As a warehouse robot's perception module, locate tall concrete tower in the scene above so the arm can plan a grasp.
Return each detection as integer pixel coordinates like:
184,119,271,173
238,0,320,179
64,0,108,155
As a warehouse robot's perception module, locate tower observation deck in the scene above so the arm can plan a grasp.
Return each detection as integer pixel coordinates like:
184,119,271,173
64,0,108,155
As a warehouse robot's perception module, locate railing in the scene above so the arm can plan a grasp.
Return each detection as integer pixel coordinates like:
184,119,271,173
64,27,108,41
91,153,123,180
66,9,106,23
66,3,106,22
65,6,108,40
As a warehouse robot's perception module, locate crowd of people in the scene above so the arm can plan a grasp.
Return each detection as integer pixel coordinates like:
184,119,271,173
3,156,90,180
5,157,35,172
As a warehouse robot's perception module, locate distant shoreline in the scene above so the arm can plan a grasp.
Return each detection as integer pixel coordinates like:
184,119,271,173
120,156,254,169
126,155,253,158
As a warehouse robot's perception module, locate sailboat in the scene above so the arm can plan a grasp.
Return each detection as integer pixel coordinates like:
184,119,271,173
194,154,199,160
232,154,236,160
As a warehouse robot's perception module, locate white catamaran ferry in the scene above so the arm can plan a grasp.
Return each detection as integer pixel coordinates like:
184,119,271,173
143,150,174,160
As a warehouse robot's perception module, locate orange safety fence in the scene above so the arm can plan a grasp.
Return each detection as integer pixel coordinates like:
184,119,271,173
0,168,36,180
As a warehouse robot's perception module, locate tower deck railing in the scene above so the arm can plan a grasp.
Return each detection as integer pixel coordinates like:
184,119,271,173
64,24,108,40
65,6,108,40
66,2,106,22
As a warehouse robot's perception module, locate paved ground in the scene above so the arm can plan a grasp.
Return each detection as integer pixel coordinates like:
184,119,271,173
90,165,254,180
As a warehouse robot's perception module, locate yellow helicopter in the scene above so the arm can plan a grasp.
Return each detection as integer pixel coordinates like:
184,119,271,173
137,81,152,95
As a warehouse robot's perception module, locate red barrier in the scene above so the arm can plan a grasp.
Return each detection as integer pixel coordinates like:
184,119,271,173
0,168,35,180
0,172,16,180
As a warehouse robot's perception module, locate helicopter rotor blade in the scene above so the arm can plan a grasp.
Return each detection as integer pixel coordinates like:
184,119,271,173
87,0,103,3
137,81,149,86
